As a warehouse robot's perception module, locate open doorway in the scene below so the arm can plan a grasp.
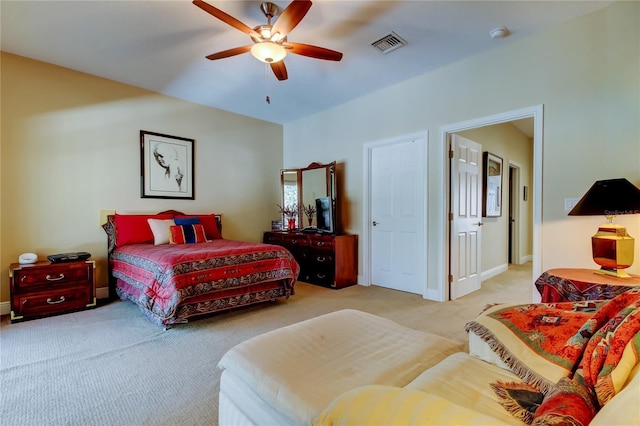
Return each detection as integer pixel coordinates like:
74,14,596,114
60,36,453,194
508,162,527,266
441,105,543,302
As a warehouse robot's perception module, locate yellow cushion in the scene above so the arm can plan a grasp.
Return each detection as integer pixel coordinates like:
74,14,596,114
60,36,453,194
313,385,511,426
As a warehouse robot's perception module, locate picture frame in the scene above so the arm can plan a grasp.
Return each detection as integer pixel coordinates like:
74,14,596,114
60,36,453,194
482,151,502,217
140,130,194,199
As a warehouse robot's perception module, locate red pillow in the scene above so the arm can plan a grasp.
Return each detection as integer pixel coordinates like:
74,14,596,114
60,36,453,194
175,214,221,240
532,378,597,426
169,224,208,244
114,213,172,246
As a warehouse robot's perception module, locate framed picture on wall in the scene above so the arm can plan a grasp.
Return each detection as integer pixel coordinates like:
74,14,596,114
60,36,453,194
140,130,195,199
482,151,502,217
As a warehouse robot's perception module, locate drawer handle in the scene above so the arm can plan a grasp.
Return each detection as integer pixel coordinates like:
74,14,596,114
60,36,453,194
317,256,326,262
46,274,65,281
316,242,324,247
291,240,297,244
46,296,66,305
317,274,326,279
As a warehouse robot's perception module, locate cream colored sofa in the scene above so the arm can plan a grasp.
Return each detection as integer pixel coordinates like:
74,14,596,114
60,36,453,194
217,309,640,425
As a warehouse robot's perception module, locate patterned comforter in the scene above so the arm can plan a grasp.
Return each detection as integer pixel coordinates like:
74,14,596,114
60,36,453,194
111,239,299,325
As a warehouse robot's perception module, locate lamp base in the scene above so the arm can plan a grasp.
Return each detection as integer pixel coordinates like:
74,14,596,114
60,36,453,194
594,267,632,279
591,224,634,279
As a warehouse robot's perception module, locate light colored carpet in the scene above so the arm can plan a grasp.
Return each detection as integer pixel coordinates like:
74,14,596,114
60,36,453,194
0,263,532,426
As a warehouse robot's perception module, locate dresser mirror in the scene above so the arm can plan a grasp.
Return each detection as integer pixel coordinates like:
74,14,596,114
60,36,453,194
280,161,336,230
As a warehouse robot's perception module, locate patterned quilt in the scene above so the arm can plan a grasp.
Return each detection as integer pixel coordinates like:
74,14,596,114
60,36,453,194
466,288,640,406
111,239,299,325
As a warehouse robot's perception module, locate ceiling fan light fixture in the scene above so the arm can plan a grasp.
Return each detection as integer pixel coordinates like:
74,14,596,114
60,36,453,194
251,41,287,63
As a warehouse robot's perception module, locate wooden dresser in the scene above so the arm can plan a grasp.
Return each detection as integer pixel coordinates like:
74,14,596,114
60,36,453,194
264,231,357,288
9,260,96,323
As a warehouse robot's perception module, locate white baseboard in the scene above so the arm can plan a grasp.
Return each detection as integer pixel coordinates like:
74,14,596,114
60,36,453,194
520,255,533,264
481,263,509,281
1,301,9,316
1,287,111,317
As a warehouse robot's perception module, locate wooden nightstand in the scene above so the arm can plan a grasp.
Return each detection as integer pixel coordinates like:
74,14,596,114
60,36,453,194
9,260,96,323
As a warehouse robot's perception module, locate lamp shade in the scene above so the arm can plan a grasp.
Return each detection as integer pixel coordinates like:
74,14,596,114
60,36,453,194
568,178,640,217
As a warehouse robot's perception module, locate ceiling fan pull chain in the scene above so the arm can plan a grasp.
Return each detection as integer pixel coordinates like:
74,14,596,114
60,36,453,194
265,63,271,104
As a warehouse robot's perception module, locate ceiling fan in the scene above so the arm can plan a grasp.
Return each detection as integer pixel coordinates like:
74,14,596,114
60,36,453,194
193,0,343,81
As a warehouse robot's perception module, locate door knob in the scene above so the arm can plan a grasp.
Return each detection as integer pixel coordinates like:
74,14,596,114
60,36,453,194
372,221,378,226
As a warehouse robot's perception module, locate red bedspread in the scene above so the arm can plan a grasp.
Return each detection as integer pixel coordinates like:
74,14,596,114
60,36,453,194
111,239,299,325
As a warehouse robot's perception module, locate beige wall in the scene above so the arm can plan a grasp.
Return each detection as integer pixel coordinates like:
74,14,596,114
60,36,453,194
283,2,640,289
0,53,284,303
457,123,533,272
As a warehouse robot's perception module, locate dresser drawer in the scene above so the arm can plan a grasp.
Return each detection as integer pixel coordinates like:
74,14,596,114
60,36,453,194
309,251,335,266
13,262,93,289
14,285,93,318
307,266,335,287
263,233,283,245
282,234,310,248
309,236,334,250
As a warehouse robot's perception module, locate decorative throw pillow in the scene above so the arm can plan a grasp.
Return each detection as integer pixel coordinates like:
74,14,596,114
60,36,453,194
175,214,221,239
490,380,544,425
147,219,176,245
313,385,504,426
114,213,173,246
174,217,200,226
531,377,597,426
169,224,208,244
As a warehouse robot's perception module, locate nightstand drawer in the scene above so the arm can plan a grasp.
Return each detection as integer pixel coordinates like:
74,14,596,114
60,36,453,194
16,285,93,317
13,262,92,289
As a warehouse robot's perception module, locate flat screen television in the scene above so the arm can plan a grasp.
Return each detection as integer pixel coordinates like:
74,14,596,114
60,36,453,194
315,197,334,234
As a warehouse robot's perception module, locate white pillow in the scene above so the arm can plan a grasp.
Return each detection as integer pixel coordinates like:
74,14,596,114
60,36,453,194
147,219,176,245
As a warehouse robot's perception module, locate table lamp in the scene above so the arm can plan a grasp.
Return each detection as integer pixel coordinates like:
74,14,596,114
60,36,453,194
568,178,640,278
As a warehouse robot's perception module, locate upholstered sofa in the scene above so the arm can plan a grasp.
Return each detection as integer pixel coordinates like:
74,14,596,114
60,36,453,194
218,293,640,425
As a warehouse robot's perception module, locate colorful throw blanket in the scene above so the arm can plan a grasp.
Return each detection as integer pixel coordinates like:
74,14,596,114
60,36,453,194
465,288,640,406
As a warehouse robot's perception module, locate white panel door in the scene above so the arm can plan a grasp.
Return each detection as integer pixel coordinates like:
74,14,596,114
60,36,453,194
371,137,425,294
450,134,482,299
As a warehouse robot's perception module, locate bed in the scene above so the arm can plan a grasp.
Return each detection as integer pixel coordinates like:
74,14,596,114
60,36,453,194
102,210,299,325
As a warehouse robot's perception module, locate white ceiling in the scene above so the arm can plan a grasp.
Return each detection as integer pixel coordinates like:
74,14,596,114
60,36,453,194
1,0,612,125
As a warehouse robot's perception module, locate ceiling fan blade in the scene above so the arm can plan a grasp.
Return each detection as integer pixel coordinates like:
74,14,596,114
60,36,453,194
193,0,253,35
270,61,288,81
284,42,343,61
205,45,252,60
271,0,312,37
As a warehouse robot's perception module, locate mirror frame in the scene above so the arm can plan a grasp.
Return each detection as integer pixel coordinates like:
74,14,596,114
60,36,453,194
280,161,336,230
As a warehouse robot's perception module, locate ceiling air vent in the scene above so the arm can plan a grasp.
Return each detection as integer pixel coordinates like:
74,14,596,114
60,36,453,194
371,31,407,54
